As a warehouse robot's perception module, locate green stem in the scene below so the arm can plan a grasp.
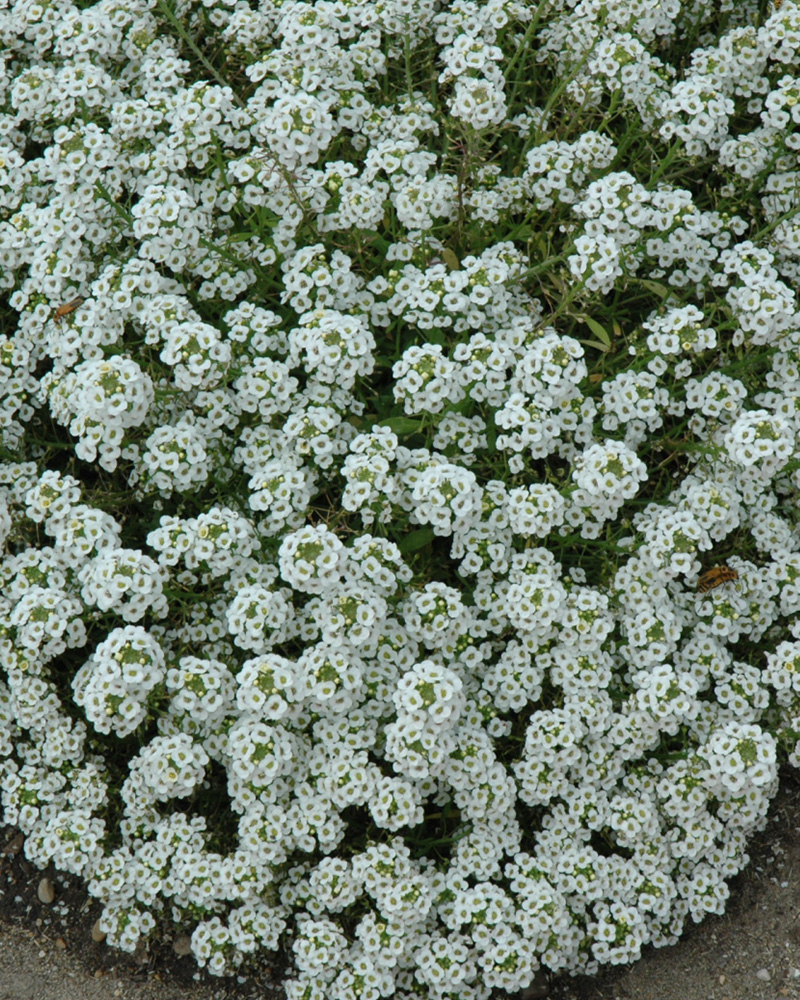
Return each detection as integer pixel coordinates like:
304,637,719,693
531,31,606,147
155,0,244,108
512,252,569,284
403,25,414,100
94,180,134,227
503,0,550,110
648,138,685,188
750,199,800,244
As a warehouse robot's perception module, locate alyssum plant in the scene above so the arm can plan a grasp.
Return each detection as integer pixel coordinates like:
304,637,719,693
2,0,800,997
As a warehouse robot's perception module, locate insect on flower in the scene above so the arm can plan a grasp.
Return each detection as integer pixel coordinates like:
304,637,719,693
696,565,739,593
52,296,84,324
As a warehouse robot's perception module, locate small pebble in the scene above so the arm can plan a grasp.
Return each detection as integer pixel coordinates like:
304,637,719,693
91,920,106,943
719,974,726,985
173,933,192,956
55,937,66,950
1,832,24,856
520,968,550,999
37,877,55,904
756,967,771,982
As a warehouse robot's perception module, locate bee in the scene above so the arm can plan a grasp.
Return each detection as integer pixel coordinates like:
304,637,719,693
696,565,739,594
774,0,784,9
52,297,84,324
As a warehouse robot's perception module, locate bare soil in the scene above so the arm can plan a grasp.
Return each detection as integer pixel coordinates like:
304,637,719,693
1,776,800,1000
548,772,800,1000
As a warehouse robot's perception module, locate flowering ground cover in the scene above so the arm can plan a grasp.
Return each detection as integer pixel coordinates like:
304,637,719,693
2,0,800,997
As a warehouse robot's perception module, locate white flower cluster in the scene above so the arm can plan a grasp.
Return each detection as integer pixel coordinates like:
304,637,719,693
4,1,800,998
42,357,155,472
72,626,166,738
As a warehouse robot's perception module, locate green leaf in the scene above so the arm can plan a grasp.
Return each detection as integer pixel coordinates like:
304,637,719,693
225,228,275,242
398,526,434,554
486,415,497,453
638,278,670,299
442,248,461,270
379,417,424,436
583,316,612,347
580,338,612,353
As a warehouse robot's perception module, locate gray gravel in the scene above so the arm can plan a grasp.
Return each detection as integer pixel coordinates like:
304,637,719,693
2,779,800,1000
0,923,233,1000
549,776,800,1000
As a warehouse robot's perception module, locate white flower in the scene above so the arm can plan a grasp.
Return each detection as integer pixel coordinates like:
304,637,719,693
278,524,344,595
4,0,800,990
78,548,169,622
122,734,209,809
72,626,166,737
721,410,794,474
393,659,465,730
572,440,648,501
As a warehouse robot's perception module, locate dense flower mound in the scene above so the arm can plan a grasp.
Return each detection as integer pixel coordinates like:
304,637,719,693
3,0,800,996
